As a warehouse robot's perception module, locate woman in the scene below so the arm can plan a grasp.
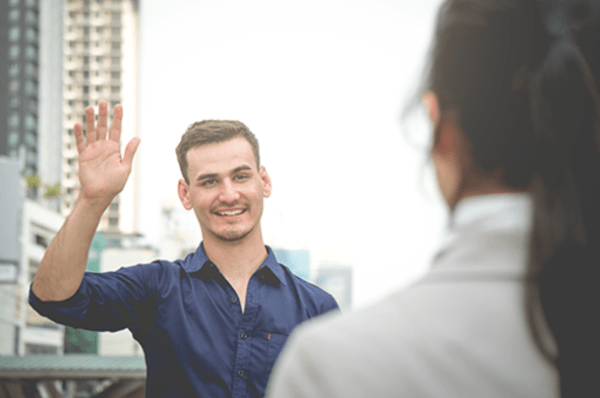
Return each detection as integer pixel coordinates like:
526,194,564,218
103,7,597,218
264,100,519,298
266,0,600,397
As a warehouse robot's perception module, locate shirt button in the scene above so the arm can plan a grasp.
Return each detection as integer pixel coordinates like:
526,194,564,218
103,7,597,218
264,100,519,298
231,297,238,304
241,332,248,339
238,370,245,378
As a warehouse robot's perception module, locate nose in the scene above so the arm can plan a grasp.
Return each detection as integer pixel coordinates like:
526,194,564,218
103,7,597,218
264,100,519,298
219,179,240,204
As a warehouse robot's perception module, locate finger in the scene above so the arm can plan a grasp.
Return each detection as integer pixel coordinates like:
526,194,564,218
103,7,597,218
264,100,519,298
96,100,109,140
122,137,141,167
85,106,97,144
109,104,123,144
74,122,86,154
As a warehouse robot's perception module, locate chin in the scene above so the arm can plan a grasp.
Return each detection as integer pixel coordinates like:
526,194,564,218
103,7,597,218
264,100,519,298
217,228,253,242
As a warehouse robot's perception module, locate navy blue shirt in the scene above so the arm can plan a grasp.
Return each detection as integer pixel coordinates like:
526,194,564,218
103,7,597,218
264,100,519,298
29,245,339,397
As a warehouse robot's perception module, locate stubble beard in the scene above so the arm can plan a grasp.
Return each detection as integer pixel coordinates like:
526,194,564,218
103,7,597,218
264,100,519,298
216,225,254,242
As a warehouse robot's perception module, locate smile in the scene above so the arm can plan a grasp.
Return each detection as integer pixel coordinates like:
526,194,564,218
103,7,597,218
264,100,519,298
215,209,245,216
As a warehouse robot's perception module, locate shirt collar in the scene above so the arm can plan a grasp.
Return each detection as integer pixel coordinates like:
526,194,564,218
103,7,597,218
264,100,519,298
439,192,533,253
184,243,286,287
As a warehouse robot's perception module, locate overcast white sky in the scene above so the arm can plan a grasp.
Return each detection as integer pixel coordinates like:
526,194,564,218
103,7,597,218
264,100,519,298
137,0,447,309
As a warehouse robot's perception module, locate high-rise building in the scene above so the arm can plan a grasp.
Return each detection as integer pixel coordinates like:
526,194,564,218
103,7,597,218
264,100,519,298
1,0,42,199
1,0,64,205
62,0,140,233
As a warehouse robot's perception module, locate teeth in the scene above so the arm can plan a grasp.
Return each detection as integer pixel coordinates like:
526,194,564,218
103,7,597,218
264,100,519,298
217,210,243,216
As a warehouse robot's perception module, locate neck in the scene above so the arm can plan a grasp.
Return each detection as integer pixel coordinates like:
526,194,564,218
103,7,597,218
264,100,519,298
452,172,527,210
202,228,268,284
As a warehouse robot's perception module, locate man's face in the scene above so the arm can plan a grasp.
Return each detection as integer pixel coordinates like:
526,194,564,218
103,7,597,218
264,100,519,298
177,137,271,243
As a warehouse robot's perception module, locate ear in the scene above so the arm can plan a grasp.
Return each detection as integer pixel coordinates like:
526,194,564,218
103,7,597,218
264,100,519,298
177,179,193,210
423,91,457,160
422,91,440,127
259,166,272,198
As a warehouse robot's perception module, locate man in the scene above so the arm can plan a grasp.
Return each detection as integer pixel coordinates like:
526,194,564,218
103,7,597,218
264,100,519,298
30,101,339,397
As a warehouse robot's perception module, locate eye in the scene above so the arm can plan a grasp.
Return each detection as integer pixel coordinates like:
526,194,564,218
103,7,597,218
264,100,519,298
234,174,249,181
200,179,217,186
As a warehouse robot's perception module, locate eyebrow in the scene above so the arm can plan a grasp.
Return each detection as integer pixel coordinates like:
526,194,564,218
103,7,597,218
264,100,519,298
195,165,253,182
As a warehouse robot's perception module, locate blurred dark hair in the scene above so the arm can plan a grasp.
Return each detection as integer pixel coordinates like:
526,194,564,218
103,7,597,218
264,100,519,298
425,0,600,396
176,120,260,184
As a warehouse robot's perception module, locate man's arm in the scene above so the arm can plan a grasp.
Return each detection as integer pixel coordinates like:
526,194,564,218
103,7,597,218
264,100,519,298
31,100,140,302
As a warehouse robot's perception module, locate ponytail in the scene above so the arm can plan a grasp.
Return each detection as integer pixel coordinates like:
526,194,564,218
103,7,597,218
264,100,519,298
525,37,600,398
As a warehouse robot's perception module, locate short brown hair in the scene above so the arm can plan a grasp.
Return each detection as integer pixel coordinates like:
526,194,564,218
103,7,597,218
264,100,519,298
176,120,260,183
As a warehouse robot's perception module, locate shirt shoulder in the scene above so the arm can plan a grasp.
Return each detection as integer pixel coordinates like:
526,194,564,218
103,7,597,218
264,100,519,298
268,272,559,398
277,263,340,316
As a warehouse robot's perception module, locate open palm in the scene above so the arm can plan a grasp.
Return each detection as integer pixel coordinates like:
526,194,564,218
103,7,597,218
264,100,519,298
74,101,140,207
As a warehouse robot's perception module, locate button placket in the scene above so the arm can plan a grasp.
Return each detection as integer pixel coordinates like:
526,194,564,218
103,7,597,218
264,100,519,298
231,285,257,397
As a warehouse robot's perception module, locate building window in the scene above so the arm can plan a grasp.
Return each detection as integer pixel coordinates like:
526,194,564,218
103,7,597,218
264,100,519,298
111,56,119,66
69,70,75,77
83,26,90,35
10,80,19,93
33,233,48,248
9,0,20,6
25,114,36,130
29,260,40,282
25,0,36,6
111,86,119,94
25,133,36,148
108,217,119,227
25,344,58,355
69,41,75,48
9,45,20,59
9,63,19,77
83,56,89,65
25,27,37,42
24,62,36,76
8,132,19,146
25,45,36,60
9,113,19,127
69,11,76,19
96,56,102,64
24,80,36,95
111,27,120,37
9,27,20,41
25,10,37,24
9,9,20,21
10,97,20,108
111,42,121,51
83,71,89,79
83,85,89,93
111,71,120,79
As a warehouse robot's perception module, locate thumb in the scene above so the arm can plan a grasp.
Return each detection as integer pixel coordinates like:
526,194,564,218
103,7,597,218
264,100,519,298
123,137,141,167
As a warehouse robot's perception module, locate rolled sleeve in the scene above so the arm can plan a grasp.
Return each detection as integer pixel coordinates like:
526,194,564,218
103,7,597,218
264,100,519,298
29,262,159,332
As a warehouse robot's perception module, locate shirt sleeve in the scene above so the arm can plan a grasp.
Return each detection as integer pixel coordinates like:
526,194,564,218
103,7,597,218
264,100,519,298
29,262,162,332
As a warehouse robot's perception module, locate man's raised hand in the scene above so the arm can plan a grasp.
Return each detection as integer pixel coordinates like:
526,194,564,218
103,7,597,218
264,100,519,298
74,100,140,209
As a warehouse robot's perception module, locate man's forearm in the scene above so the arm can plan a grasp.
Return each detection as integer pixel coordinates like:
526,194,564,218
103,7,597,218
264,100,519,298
31,197,108,301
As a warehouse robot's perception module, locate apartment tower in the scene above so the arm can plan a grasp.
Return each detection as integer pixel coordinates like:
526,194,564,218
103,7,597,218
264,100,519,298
63,0,140,233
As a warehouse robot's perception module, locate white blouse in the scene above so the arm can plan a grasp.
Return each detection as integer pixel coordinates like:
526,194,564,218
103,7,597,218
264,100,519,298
267,193,559,398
